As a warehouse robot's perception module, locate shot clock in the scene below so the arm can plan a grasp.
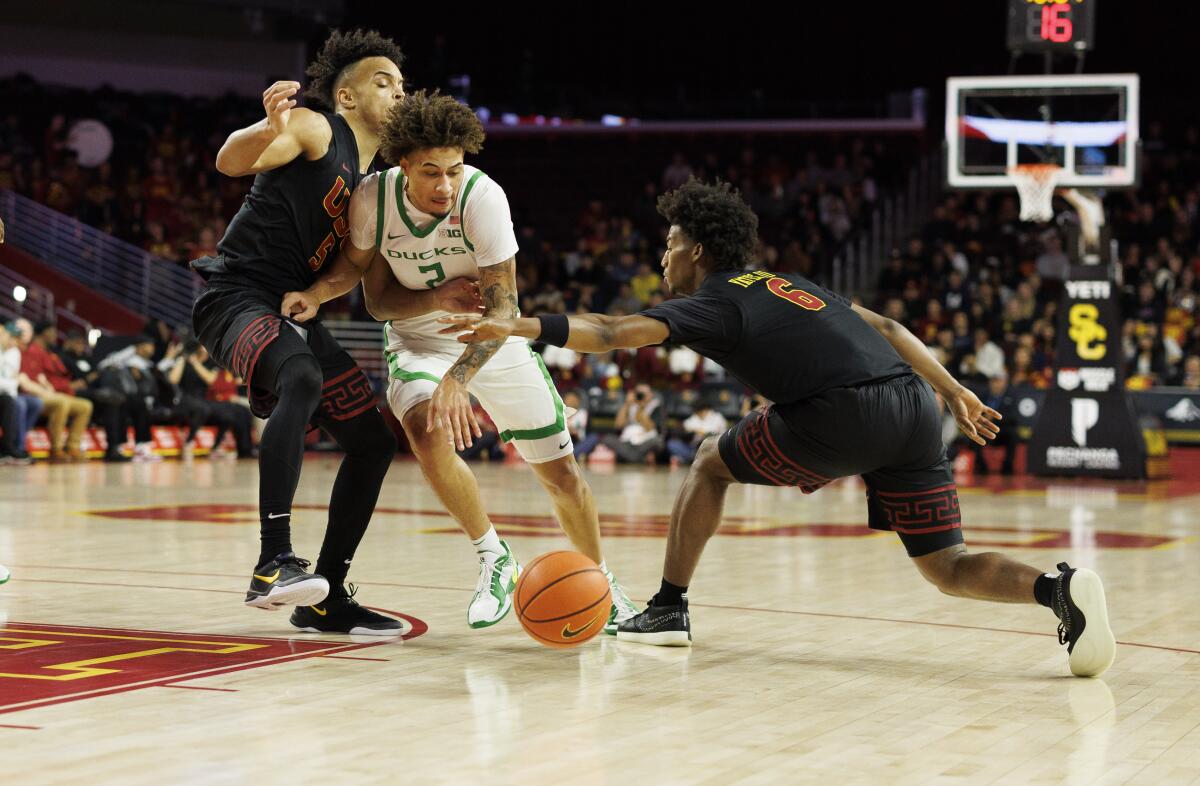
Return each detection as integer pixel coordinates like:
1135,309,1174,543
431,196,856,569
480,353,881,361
1007,0,1096,53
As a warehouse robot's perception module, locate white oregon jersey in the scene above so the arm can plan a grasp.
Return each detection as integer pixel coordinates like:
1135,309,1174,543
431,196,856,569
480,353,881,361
351,164,520,348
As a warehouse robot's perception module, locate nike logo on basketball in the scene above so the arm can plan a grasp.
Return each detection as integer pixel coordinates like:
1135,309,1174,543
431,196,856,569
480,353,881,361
562,618,598,638
267,513,290,519
253,569,280,584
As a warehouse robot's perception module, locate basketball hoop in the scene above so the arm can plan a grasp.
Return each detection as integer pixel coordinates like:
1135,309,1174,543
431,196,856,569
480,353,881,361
1009,164,1062,222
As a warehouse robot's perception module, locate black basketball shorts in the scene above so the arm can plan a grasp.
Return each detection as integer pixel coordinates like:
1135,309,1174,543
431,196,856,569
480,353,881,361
192,284,377,423
717,373,964,558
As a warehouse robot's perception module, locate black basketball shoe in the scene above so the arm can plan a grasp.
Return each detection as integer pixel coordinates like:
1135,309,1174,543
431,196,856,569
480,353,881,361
616,595,692,646
1051,562,1116,677
290,584,407,636
244,552,330,610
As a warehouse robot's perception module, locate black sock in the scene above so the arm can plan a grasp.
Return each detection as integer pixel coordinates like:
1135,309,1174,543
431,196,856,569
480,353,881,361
257,355,323,566
1033,573,1056,608
654,578,688,606
258,514,293,567
312,406,396,590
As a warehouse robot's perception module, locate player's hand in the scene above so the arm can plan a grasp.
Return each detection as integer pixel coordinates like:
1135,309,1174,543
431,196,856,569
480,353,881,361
281,290,319,322
433,278,483,314
946,385,1002,446
436,315,517,343
263,81,300,136
426,376,482,451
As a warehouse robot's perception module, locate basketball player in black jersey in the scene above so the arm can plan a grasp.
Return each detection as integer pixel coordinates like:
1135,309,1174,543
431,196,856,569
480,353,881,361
440,180,1116,677
191,30,407,635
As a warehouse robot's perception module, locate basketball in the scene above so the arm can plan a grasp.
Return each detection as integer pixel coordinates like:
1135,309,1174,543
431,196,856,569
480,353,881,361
514,551,612,648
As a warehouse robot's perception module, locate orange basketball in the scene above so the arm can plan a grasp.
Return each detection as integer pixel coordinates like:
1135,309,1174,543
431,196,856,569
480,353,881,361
515,551,612,649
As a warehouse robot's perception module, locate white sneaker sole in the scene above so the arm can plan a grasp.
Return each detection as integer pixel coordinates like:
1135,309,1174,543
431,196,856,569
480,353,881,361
1066,568,1116,678
468,593,513,629
245,578,330,610
294,622,410,637
617,630,692,647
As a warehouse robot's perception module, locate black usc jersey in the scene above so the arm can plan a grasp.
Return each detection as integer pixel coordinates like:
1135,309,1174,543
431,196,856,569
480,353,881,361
641,269,911,404
193,111,376,296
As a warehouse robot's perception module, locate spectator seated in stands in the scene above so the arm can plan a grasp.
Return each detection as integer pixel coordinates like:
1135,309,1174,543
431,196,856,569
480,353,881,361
970,373,1018,475
562,390,597,460
98,333,169,461
0,322,37,463
160,341,254,459
204,364,261,447
965,328,1006,380
666,400,728,467
599,383,663,464
60,330,150,463
17,320,93,462
1172,354,1200,389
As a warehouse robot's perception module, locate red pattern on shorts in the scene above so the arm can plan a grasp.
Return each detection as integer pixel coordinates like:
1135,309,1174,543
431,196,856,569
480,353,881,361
737,409,831,493
320,367,377,421
871,484,961,534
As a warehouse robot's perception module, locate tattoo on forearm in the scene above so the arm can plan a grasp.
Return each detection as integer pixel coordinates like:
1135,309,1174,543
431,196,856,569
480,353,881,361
449,262,518,383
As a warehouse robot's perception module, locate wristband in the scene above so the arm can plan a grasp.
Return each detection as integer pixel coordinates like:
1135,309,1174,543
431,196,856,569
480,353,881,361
537,314,570,347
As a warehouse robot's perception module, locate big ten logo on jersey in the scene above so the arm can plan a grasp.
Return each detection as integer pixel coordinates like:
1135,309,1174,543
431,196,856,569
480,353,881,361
437,227,463,239
307,176,351,271
1068,303,1106,360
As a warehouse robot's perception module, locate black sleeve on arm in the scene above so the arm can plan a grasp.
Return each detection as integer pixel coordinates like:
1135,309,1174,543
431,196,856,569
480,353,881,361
639,295,741,356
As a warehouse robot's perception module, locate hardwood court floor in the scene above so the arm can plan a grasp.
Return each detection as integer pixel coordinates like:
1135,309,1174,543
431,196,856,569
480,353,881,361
2,456,1199,785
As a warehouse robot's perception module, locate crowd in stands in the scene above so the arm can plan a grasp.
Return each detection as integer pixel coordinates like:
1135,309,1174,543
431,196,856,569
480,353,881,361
2,74,1199,466
870,119,1200,402
0,316,257,464
0,75,890,313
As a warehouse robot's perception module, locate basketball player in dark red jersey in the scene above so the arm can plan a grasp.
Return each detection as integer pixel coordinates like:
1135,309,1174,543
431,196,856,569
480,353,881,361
193,30,434,635
441,180,1116,677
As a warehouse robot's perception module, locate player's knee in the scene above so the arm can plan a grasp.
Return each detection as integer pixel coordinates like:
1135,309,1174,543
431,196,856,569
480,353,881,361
349,417,397,464
401,410,450,461
276,354,323,406
537,455,585,498
915,546,967,596
694,437,731,482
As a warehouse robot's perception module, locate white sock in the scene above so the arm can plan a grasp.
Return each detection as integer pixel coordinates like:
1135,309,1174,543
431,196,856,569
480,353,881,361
472,526,503,559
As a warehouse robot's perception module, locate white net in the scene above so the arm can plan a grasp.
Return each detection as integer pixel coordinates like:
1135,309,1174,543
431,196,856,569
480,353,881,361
1009,164,1063,222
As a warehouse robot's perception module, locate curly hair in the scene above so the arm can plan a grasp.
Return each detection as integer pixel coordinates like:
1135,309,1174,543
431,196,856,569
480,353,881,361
304,29,404,110
379,90,486,163
656,179,760,270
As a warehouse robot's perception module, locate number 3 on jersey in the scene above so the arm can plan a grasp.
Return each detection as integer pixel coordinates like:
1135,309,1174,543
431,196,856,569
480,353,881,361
766,278,826,311
418,262,446,289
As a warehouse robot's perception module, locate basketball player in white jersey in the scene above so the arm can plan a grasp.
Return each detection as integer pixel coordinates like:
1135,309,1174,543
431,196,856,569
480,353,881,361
283,91,638,632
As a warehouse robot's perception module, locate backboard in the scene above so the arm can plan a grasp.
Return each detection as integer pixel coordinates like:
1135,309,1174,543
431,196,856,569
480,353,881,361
945,73,1139,190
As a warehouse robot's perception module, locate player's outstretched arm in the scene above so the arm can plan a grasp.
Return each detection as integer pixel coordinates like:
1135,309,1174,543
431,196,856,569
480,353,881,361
851,303,1001,446
215,81,332,177
438,312,669,353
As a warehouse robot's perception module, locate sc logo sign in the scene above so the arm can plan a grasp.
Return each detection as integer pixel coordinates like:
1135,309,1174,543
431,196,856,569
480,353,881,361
1068,304,1107,361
